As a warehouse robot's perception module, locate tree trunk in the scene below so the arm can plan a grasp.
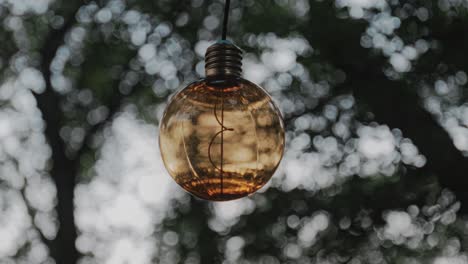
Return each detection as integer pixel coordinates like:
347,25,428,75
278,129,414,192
35,90,79,263
34,2,83,262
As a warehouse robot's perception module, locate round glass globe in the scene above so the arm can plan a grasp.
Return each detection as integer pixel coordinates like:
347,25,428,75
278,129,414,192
159,77,285,201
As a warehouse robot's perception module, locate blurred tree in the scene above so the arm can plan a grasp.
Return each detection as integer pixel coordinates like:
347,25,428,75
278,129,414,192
0,0,467,264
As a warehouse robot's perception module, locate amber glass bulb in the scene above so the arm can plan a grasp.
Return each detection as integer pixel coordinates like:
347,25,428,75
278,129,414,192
159,41,285,201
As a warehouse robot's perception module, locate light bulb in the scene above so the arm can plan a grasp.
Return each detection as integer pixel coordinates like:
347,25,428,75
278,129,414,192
159,41,285,201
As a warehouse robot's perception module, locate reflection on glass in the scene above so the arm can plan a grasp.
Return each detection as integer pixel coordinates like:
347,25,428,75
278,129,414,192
159,78,284,201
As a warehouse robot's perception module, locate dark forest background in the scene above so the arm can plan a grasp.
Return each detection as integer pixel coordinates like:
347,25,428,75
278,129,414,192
0,0,468,263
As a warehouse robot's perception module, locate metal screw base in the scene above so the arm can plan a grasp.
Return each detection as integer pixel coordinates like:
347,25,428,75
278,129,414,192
205,40,243,78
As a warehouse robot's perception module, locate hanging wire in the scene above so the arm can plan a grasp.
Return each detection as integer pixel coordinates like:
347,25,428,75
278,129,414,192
222,0,231,40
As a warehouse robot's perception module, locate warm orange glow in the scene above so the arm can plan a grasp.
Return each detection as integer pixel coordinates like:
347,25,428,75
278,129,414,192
159,78,285,201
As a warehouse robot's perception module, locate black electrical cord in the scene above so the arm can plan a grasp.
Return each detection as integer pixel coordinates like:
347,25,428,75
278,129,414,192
221,0,231,40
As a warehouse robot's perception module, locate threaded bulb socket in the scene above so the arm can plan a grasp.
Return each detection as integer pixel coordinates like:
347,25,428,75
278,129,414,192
205,40,243,78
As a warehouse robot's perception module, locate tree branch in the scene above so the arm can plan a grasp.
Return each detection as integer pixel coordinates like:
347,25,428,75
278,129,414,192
299,0,468,213
346,67,468,213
